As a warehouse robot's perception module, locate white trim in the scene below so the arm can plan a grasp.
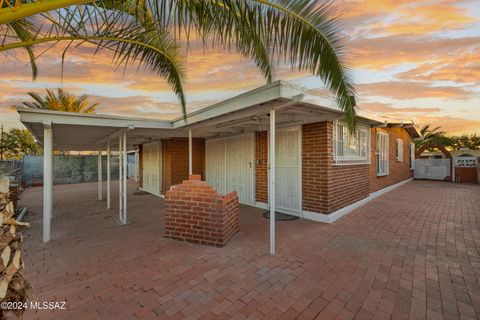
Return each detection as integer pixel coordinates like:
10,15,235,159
303,178,413,223
43,125,53,243
255,201,269,210
269,108,276,256
396,138,404,162
188,130,193,176
256,178,413,223
18,107,172,129
138,187,163,197
107,140,111,209
376,131,389,176
97,147,103,200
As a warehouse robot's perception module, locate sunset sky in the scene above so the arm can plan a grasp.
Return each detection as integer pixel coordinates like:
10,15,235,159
1,0,479,135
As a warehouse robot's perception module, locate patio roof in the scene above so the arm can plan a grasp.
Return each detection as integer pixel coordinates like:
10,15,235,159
17,80,421,151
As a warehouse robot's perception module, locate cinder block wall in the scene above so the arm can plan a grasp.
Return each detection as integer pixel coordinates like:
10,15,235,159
162,138,205,194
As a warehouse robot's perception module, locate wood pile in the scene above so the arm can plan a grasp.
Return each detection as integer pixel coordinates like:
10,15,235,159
0,192,30,319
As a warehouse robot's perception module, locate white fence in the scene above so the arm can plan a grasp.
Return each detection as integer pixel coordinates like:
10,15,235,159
414,159,451,181
455,156,477,168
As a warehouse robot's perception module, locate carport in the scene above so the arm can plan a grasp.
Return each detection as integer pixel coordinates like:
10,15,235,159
18,108,178,242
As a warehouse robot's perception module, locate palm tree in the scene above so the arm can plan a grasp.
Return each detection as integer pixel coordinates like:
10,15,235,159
415,124,452,152
0,0,356,130
21,89,98,113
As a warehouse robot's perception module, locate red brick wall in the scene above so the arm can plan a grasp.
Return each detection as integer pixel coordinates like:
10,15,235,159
302,122,370,213
255,123,414,214
302,122,331,213
329,164,370,212
255,131,268,203
455,167,478,183
369,127,413,193
162,138,205,194
164,175,239,247
142,124,415,215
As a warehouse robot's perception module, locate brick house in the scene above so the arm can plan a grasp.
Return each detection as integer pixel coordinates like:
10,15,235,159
17,80,420,246
135,82,420,223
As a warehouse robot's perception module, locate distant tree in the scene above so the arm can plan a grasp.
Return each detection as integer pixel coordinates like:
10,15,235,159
449,134,480,150
415,124,452,152
21,89,98,114
0,128,41,160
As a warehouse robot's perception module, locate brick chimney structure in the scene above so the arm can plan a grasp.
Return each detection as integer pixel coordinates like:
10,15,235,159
164,175,239,247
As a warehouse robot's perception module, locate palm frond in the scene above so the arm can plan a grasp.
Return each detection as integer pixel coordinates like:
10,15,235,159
151,0,355,129
2,0,355,126
7,19,38,80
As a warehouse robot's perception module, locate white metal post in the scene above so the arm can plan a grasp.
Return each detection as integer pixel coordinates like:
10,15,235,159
122,132,127,224
188,129,193,176
118,135,123,223
269,109,276,256
98,147,102,200
43,125,53,243
107,140,111,209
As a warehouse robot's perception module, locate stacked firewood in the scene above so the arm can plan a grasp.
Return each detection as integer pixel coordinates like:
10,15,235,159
0,192,30,319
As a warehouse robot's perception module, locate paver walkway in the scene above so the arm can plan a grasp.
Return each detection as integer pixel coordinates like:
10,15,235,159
15,180,480,319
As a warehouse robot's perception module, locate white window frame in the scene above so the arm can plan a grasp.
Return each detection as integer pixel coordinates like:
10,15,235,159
332,121,371,165
396,138,404,162
409,143,415,170
376,132,389,176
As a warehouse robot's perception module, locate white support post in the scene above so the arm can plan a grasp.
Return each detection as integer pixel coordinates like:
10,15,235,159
107,140,111,209
122,132,127,224
98,147,102,200
118,135,123,223
269,108,276,256
43,124,53,243
188,129,193,176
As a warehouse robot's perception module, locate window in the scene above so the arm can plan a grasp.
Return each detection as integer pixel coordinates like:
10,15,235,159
333,121,370,164
396,138,403,161
376,132,389,176
409,143,415,170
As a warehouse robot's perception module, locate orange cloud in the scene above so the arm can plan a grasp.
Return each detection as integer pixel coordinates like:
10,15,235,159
340,0,477,36
350,36,479,70
359,101,441,114
357,81,473,100
414,115,480,135
397,50,480,83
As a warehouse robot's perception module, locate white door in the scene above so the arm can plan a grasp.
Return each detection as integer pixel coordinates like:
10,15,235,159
226,134,254,204
206,134,254,204
142,141,162,195
275,127,301,213
206,138,226,194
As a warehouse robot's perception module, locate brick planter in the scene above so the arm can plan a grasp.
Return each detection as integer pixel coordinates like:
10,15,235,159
164,175,239,247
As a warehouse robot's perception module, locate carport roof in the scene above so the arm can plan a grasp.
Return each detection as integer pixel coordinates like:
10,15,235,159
17,80,421,151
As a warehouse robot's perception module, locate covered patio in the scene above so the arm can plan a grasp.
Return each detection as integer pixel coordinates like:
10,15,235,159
19,179,480,319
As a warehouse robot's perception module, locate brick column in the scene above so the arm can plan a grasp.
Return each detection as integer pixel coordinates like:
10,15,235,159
164,175,239,247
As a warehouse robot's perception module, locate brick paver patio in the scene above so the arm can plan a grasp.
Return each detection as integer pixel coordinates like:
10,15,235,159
17,180,480,319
